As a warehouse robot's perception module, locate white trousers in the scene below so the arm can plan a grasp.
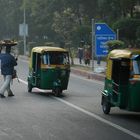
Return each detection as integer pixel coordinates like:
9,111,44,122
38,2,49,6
0,75,13,95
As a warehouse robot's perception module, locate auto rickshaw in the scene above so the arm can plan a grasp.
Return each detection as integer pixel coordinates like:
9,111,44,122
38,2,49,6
101,49,140,114
27,46,70,96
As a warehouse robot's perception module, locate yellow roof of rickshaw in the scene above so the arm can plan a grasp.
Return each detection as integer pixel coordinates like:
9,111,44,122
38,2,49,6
32,46,68,53
108,49,140,59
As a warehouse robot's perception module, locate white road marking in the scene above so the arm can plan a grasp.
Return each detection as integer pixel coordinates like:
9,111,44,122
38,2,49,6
19,78,140,140
0,130,9,136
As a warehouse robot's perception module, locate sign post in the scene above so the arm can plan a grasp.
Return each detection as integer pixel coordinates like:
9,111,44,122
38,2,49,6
19,6,28,55
91,19,95,71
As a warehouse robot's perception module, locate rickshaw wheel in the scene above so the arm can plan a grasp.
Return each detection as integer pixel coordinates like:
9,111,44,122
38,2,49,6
102,97,111,114
53,88,62,97
28,83,32,93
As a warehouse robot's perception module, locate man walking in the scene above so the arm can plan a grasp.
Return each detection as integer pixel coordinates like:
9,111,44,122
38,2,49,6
78,47,83,64
0,46,17,98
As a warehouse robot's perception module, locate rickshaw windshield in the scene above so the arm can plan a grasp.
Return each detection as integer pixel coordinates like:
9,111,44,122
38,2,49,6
132,55,140,75
42,51,69,65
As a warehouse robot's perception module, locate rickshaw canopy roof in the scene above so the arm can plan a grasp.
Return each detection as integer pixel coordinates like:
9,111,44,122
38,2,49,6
108,49,140,59
32,46,68,54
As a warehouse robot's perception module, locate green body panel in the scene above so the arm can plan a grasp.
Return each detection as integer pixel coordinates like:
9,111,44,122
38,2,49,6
128,81,140,111
103,78,140,111
117,84,129,108
28,68,70,90
40,68,70,89
104,78,128,107
104,78,113,96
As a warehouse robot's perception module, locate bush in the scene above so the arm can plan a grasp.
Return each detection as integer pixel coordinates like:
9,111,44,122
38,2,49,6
106,40,125,51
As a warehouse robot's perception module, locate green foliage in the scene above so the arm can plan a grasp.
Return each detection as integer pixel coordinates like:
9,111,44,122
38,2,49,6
113,18,140,45
136,26,140,39
106,40,125,51
0,0,139,53
0,0,22,39
52,8,77,46
136,26,140,47
75,25,91,45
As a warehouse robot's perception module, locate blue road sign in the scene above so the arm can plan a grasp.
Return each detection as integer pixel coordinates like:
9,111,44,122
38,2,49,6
95,23,116,56
95,35,116,56
95,23,115,35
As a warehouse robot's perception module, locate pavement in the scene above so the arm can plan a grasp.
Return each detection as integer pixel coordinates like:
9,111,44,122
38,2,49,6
71,58,106,81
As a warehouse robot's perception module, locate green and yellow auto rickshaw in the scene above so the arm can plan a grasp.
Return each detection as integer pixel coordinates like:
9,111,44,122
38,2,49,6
101,49,140,114
27,46,70,96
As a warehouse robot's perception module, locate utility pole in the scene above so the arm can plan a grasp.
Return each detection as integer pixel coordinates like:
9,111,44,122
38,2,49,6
23,5,26,56
91,18,95,71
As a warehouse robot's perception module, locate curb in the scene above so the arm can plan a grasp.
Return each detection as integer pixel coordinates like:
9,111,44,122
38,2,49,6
71,67,105,82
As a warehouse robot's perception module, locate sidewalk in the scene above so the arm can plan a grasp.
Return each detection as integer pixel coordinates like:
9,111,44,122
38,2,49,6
73,58,106,71
71,58,106,81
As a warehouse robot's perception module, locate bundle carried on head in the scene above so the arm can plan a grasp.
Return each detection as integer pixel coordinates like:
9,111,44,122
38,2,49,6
0,40,18,47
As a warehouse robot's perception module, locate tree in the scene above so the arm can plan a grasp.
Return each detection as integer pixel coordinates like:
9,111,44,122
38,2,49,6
120,0,138,18
52,8,76,45
52,8,77,64
136,26,140,47
97,0,139,23
75,25,91,45
0,0,139,53
113,18,140,46
0,0,22,39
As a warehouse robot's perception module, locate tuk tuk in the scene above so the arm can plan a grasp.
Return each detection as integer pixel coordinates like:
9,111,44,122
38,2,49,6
101,49,140,114
27,46,70,96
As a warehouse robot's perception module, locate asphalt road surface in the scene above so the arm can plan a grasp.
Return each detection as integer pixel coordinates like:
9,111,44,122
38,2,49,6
0,58,139,140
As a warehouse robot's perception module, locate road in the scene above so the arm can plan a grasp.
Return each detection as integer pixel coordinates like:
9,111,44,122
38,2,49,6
0,58,139,140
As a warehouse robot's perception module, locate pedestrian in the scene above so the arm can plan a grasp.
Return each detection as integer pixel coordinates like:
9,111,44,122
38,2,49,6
0,46,17,98
84,48,91,65
97,56,101,66
78,47,83,64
